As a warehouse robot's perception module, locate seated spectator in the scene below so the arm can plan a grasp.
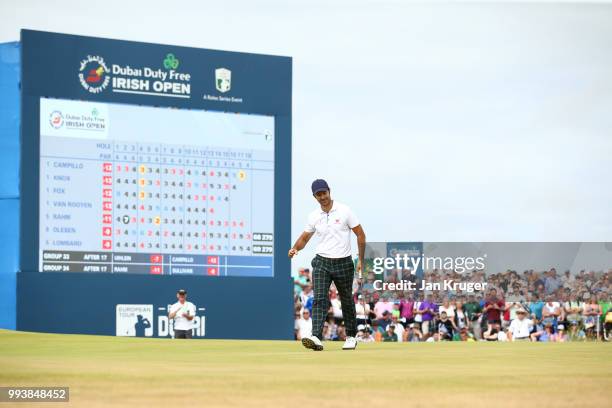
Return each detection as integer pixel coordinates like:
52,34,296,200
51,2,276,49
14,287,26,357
296,309,312,340
390,314,405,342
538,322,557,342
322,314,338,341
371,321,384,342
356,324,375,343
383,324,398,342
530,318,545,342
483,323,501,341
404,324,423,342
376,310,392,331
497,327,510,342
508,309,532,341
336,322,346,341
303,294,313,315
567,322,586,341
329,288,343,324
293,310,301,340
458,327,475,342
436,311,455,341
556,324,568,342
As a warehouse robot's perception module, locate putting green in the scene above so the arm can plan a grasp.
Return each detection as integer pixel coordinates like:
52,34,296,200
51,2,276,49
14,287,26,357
1,330,610,407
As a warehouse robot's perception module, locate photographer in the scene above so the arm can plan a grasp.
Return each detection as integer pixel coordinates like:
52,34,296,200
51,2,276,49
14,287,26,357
483,288,505,332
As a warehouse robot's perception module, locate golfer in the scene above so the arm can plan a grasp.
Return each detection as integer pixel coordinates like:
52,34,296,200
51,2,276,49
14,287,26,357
289,179,366,351
168,289,196,339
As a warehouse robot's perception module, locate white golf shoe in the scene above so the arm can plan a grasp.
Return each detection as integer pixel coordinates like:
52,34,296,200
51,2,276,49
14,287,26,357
342,336,357,350
302,335,324,351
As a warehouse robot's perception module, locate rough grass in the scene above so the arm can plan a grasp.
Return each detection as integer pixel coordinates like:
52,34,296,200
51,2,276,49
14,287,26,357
0,330,611,407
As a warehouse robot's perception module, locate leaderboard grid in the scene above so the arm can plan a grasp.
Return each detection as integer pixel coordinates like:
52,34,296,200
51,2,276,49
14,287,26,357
39,98,275,277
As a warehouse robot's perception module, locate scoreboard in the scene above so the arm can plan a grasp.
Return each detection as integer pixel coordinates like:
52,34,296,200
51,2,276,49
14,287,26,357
14,29,293,339
39,98,275,277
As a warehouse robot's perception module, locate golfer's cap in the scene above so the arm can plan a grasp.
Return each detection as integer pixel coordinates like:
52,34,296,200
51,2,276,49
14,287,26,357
388,323,395,328
357,324,366,331
358,294,363,299
177,289,187,295
517,309,527,314
311,179,329,194
558,324,565,330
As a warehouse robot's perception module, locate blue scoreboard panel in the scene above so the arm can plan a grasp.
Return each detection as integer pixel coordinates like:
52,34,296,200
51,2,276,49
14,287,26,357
39,98,275,277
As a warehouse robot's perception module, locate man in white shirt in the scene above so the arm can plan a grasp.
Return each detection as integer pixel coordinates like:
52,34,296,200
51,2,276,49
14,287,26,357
289,179,366,351
168,289,196,339
296,309,313,340
508,309,533,341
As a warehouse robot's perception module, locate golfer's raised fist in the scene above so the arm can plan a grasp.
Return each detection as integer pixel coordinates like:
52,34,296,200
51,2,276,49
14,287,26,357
288,248,298,258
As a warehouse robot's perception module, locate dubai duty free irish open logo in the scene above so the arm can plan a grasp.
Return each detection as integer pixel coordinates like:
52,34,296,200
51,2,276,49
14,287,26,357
78,55,110,93
49,110,64,129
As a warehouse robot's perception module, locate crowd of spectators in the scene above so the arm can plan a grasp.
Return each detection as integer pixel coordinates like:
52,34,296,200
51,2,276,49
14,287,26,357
294,266,612,343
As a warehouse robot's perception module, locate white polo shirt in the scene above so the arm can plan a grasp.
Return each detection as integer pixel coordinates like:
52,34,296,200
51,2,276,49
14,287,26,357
305,201,359,258
509,317,533,339
170,301,196,330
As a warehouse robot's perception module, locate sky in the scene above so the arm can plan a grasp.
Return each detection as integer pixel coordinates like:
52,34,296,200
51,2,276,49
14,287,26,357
1,1,611,273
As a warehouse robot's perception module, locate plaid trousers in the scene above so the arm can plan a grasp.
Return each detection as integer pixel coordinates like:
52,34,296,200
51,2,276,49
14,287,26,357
311,255,357,339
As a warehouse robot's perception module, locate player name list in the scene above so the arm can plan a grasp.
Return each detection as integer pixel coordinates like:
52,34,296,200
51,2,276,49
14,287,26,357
40,136,274,277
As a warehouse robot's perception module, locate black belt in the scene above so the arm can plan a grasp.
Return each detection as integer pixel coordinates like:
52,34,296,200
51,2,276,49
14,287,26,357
316,255,352,263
